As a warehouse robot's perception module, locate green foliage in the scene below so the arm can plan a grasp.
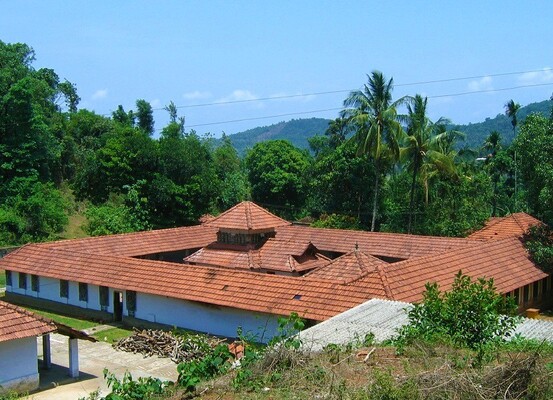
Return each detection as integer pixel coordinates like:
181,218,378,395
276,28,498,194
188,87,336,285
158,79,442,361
311,213,362,230
523,224,553,272
213,134,250,210
245,140,311,218
102,369,171,400
382,171,491,237
514,113,553,225
84,181,151,236
397,272,518,363
0,177,68,245
0,390,23,400
308,140,374,226
177,344,232,392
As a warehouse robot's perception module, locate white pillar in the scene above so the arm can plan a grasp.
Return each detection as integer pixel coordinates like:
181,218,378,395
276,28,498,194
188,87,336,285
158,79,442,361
68,338,79,378
42,333,52,369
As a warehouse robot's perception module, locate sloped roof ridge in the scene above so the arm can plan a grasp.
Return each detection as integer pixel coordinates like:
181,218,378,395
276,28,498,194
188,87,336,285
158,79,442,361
245,201,253,230
279,224,472,241
305,249,386,283
41,224,209,248
206,201,291,231
375,263,394,300
512,212,542,232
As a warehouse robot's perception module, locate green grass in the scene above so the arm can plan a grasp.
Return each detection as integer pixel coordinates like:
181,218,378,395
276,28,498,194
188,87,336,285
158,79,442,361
0,269,5,288
23,306,98,330
92,327,133,343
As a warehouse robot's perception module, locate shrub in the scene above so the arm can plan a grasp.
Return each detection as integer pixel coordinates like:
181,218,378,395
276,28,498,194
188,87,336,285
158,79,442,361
397,271,518,364
523,224,553,272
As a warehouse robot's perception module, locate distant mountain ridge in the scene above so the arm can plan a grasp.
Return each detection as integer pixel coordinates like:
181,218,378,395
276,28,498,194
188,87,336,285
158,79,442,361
227,118,330,154
226,99,552,154
452,99,552,149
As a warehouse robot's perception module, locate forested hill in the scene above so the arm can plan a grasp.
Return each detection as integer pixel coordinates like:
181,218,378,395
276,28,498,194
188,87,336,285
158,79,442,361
228,118,330,154
227,99,553,153
452,99,553,149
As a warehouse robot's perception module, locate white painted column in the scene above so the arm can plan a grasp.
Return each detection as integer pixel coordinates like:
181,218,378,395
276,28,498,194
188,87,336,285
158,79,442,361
42,333,52,369
68,338,79,378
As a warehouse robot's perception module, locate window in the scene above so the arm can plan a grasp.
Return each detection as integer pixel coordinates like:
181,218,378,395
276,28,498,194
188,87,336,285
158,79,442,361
99,286,109,311
79,282,88,302
18,272,27,290
126,290,136,317
60,279,69,298
5,270,12,286
31,275,39,292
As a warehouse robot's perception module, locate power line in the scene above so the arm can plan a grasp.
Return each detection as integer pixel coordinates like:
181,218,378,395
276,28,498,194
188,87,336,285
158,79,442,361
154,67,552,111
186,108,342,128
183,82,553,129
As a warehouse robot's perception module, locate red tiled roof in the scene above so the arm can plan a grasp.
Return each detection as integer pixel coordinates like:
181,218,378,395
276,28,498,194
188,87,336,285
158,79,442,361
0,205,547,324
468,212,542,240
206,201,291,231
306,250,388,283
275,225,471,260
185,238,329,273
0,245,374,321
40,225,217,257
379,237,547,302
0,300,56,342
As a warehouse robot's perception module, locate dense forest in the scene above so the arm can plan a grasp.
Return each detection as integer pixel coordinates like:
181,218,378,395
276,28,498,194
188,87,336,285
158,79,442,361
1,40,553,247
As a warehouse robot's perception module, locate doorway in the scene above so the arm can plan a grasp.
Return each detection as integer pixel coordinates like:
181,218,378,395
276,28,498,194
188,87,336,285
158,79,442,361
113,291,123,321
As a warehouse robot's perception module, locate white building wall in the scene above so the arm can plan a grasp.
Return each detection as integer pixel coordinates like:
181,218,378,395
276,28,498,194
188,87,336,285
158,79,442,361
135,292,280,342
0,337,39,394
6,273,104,312
6,272,281,341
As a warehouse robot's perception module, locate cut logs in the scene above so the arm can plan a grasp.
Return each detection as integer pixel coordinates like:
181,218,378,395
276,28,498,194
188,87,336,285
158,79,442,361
113,328,223,363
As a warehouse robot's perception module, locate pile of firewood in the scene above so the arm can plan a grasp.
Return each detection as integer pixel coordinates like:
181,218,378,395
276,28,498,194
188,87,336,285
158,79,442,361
113,328,223,363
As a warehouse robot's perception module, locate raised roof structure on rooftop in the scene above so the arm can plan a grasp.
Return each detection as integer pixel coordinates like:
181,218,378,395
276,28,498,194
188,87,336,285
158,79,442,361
205,201,291,232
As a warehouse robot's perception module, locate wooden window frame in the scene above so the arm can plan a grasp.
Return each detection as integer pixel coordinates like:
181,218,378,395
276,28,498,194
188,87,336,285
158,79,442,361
18,272,27,290
79,282,88,302
31,274,39,292
60,279,69,298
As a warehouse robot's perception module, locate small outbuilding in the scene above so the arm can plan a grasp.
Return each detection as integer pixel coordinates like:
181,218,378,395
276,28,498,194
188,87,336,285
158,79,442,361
0,300,56,394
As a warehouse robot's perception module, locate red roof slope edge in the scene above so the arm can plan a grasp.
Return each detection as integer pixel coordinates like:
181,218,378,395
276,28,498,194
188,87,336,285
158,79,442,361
0,300,56,342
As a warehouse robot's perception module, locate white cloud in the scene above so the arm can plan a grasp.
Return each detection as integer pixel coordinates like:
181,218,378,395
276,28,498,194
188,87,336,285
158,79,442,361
218,89,258,102
518,68,553,84
150,98,161,108
91,89,108,100
183,90,212,100
468,76,493,92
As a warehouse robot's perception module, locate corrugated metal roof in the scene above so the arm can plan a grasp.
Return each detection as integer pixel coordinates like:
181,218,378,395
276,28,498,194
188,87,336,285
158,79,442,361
513,318,553,342
299,298,553,350
299,299,411,351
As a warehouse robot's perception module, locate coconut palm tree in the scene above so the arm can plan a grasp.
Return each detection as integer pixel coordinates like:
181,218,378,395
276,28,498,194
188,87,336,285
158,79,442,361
505,99,521,210
505,100,521,137
343,71,405,231
401,95,457,233
483,131,503,216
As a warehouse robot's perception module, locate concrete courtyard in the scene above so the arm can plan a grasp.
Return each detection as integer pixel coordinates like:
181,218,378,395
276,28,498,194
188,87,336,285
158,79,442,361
28,333,178,400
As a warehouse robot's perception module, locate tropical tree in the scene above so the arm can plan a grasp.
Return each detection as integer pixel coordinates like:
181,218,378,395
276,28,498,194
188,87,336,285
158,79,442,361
245,140,310,219
343,71,405,231
505,99,521,210
505,100,521,137
401,95,457,233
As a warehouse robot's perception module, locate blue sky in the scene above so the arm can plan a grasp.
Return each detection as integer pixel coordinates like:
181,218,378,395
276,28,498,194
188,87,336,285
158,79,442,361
2,1,553,137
